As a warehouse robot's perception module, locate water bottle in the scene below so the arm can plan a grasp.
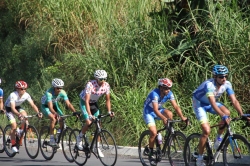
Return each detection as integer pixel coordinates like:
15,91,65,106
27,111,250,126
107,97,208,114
157,133,163,145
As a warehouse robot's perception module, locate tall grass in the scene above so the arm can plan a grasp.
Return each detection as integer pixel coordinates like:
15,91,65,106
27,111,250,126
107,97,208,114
1,0,250,146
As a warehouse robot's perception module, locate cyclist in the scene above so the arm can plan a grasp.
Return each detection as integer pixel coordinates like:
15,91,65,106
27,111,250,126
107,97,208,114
41,78,77,146
0,78,4,114
143,78,188,166
192,65,245,166
76,70,114,158
5,81,42,153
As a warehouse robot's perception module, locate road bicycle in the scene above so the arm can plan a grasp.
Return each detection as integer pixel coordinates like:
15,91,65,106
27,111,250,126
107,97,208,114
3,114,40,159
183,114,250,166
38,111,80,161
138,119,189,166
69,113,117,166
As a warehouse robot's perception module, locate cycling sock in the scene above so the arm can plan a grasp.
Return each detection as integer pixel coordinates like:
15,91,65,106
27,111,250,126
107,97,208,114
11,140,16,145
50,135,54,139
198,154,203,160
79,132,83,137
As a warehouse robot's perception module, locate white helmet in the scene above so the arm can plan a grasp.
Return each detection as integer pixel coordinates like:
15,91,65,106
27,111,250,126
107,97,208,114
94,70,107,79
52,78,64,88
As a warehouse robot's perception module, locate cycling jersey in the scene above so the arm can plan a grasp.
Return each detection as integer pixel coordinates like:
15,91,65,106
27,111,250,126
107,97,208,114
143,88,175,126
193,78,234,104
41,87,69,105
41,87,69,116
0,88,3,99
79,80,110,103
5,91,32,108
192,78,235,124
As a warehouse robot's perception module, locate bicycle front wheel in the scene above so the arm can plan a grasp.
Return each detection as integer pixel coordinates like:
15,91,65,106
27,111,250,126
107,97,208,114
168,131,186,166
98,129,117,166
69,129,88,166
223,134,250,166
24,125,39,159
138,130,151,166
0,126,4,153
3,125,16,157
39,126,55,160
61,127,74,162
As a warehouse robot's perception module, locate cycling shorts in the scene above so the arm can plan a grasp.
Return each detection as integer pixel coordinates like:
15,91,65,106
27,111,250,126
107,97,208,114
80,98,99,120
5,106,26,124
192,96,224,124
41,104,63,117
143,108,165,127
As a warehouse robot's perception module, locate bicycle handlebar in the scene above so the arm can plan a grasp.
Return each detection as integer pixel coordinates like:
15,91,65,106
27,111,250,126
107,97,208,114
164,118,190,130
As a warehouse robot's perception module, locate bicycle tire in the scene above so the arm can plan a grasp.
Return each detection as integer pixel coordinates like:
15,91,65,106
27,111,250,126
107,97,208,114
138,130,151,166
167,131,186,166
61,127,74,162
183,133,210,166
69,129,88,166
3,124,17,157
0,126,4,153
223,134,250,166
39,126,55,160
98,129,117,166
24,125,39,159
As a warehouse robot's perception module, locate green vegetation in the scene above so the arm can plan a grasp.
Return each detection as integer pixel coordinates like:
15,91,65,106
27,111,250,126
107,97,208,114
1,0,250,146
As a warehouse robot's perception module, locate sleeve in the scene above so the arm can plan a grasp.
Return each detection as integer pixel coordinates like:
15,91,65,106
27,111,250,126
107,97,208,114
150,92,159,103
205,82,215,97
226,81,235,95
60,90,69,101
85,82,93,94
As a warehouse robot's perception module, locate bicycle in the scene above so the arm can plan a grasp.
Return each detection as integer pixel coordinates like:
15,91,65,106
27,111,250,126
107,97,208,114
3,114,41,158
183,114,250,166
69,113,117,166
0,126,4,153
138,119,189,166
38,111,80,161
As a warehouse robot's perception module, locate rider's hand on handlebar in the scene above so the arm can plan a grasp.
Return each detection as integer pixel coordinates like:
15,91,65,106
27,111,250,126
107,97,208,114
222,115,230,125
109,111,115,117
37,112,43,118
162,117,168,126
18,114,24,121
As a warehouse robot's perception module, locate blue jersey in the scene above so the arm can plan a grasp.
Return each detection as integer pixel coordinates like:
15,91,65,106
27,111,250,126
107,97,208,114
0,88,3,98
143,88,175,114
193,78,234,105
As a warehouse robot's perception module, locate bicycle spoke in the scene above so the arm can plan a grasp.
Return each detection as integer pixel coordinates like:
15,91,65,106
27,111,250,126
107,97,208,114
4,125,16,157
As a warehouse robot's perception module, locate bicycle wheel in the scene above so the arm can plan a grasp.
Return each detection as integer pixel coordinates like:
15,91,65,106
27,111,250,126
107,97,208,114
183,133,210,166
138,130,151,166
168,131,186,166
69,129,88,166
98,129,117,166
223,134,250,166
0,126,4,153
39,126,55,160
61,127,74,162
24,125,39,159
3,125,16,157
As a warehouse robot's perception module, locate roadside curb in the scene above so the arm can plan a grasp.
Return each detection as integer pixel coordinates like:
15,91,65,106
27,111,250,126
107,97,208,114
117,146,138,157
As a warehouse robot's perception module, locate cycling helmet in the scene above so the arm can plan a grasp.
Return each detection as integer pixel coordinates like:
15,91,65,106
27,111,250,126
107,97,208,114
15,81,28,89
94,70,107,79
158,78,173,88
52,78,64,88
212,65,229,75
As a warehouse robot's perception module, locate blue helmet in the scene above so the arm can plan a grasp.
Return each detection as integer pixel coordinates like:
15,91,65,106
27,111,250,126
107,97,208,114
212,65,229,75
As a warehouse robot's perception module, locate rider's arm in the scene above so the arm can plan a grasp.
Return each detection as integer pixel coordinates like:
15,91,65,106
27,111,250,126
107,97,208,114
28,100,40,114
10,102,20,116
152,102,167,122
208,95,225,117
84,94,92,116
0,97,3,111
65,99,76,112
48,101,57,114
229,94,243,116
105,93,111,113
170,99,186,121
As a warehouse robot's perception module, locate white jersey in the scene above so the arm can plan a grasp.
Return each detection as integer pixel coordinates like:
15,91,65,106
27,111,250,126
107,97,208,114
5,91,32,107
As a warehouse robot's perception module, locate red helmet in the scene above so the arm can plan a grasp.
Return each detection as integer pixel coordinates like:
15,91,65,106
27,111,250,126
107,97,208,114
15,81,28,89
158,78,172,88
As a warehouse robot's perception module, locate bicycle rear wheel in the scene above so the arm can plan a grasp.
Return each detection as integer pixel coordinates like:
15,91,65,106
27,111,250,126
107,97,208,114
61,127,74,162
3,125,16,157
98,129,117,166
0,126,4,153
168,131,186,166
24,125,39,159
69,129,88,166
183,133,210,166
39,126,55,160
223,134,250,166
